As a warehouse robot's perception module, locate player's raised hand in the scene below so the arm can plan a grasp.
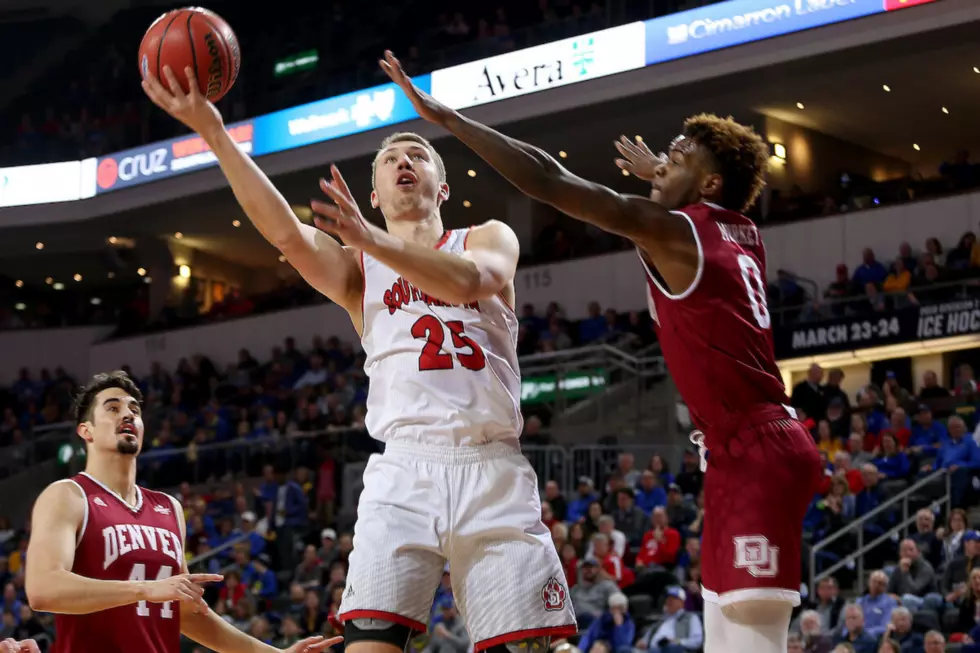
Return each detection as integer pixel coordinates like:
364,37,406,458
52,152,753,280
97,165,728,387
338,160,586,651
282,635,344,652
311,164,386,251
0,639,40,653
380,50,454,126
141,572,223,614
614,135,665,182
142,65,224,138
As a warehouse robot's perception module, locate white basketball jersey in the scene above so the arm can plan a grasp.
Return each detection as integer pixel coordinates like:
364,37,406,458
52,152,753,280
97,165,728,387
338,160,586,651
361,228,523,446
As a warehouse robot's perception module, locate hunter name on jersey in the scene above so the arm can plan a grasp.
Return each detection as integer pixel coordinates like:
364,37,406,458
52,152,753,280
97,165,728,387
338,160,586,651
102,523,183,570
382,275,480,315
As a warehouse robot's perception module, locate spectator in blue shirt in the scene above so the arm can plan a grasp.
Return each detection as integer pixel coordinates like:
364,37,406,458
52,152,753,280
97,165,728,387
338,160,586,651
853,248,888,288
246,555,278,601
855,571,897,639
909,405,949,462
578,592,635,653
873,433,910,480
567,477,599,524
635,470,667,516
239,511,266,559
926,416,980,507
579,302,608,344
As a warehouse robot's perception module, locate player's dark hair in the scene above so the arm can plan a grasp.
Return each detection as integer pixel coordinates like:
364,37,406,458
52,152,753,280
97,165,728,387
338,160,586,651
683,113,769,214
72,370,143,426
371,131,446,188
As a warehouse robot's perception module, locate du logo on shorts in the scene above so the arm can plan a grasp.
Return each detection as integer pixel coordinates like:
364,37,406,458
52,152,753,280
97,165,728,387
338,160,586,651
541,577,567,611
733,535,779,578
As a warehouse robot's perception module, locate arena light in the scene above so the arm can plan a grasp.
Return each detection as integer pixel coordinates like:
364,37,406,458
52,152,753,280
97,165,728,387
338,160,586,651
558,151,568,159
174,232,183,239
73,273,82,282
137,267,146,276
53,282,64,290
796,102,805,110
463,200,472,208
772,143,787,161
467,169,476,178
14,303,25,311
621,169,630,176
108,236,118,244
278,255,287,263
882,84,891,92
44,277,53,285
35,242,44,250
179,265,191,279
974,67,979,74
108,272,116,279
232,220,241,228
90,297,102,306
14,280,22,288
143,277,152,284
913,144,921,151
942,107,949,114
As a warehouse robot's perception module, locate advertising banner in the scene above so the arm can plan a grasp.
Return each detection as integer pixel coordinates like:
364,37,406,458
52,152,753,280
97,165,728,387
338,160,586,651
521,369,608,405
249,76,431,156
430,22,646,111
644,0,930,66
773,297,980,359
0,159,97,207
94,121,255,193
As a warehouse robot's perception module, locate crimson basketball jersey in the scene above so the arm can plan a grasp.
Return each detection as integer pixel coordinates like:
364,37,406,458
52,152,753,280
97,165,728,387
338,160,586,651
53,472,183,653
639,202,788,445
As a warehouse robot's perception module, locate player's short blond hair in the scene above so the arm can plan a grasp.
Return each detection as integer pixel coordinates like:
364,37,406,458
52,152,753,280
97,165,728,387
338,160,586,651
371,132,446,188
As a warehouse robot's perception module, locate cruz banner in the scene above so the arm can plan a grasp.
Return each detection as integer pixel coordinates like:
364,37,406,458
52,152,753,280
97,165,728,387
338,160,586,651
774,298,980,359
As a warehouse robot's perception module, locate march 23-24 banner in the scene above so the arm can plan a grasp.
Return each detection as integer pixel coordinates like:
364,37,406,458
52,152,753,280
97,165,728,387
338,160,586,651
774,298,980,359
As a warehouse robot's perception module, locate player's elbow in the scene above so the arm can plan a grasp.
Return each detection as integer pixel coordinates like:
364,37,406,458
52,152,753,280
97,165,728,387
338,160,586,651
26,578,55,613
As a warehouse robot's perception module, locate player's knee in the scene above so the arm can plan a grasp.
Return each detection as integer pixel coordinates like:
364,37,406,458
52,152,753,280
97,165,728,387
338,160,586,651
344,617,419,653
485,636,552,653
720,599,793,627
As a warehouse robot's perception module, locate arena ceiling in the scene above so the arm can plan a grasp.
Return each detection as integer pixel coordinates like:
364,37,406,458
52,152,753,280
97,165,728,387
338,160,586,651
0,14,978,289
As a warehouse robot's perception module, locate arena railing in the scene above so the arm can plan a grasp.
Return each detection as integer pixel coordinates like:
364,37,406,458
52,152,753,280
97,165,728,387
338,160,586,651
808,468,951,597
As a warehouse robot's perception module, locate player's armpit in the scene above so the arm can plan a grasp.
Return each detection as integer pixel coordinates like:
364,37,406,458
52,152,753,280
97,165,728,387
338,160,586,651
25,482,145,614
459,220,519,303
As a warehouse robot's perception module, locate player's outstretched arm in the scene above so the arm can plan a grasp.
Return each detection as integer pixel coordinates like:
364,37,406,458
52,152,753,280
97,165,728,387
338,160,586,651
141,66,362,318
25,482,221,614
380,52,691,253
313,165,518,305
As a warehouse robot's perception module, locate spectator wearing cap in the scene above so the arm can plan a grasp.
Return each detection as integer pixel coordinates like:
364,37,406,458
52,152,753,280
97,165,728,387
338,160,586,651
544,480,568,522
910,509,943,571
578,592,635,653
569,477,599,523
918,371,950,400
612,488,646,547
571,557,620,629
637,586,702,653
673,449,703,498
665,484,695,533
239,510,266,559
925,416,980,507
888,538,943,614
318,528,338,570
428,599,469,653
793,364,827,422
834,603,878,653
636,507,682,572
941,530,980,606
635,470,668,516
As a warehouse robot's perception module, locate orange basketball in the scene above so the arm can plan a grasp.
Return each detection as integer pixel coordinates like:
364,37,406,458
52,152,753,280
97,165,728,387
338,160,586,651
138,7,241,103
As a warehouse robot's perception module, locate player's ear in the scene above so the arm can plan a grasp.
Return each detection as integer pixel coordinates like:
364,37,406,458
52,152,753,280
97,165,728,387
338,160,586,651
76,421,94,444
702,173,723,203
436,182,450,206
370,190,379,209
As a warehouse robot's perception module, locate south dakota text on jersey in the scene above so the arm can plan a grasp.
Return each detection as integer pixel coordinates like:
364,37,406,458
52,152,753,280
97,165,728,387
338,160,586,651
383,276,480,315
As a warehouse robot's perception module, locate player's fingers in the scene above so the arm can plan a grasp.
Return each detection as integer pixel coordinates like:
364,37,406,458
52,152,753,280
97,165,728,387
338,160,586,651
330,165,355,202
313,216,341,235
614,140,638,161
617,135,642,158
636,138,655,157
294,635,326,651
162,66,186,101
311,200,344,222
187,573,224,584
184,66,202,100
140,79,171,112
305,636,343,651
319,182,357,217
613,158,632,171
19,640,40,653
0,639,17,653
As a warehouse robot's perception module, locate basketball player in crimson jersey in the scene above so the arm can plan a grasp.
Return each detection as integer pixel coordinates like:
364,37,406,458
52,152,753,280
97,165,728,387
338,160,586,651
142,65,575,653
381,51,822,653
25,371,341,653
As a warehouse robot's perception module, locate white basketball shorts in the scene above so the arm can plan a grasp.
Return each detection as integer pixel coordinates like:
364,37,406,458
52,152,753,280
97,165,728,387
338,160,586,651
338,440,577,649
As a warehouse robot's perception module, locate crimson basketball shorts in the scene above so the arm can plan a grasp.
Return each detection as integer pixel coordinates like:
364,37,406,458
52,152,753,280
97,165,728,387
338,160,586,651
700,408,822,607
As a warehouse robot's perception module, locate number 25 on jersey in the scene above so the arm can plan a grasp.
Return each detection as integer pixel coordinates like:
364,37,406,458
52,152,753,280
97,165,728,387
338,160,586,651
412,316,486,372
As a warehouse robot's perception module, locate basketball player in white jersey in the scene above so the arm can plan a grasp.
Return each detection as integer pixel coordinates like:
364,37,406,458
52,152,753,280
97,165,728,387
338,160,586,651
142,66,576,653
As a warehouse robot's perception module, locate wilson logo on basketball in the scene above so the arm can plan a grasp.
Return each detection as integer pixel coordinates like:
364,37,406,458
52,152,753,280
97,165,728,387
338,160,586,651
541,577,566,611
204,31,223,99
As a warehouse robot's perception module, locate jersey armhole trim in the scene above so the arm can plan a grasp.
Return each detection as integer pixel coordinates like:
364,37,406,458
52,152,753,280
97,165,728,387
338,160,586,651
161,492,187,564
636,210,704,301
57,479,88,549
358,250,367,341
